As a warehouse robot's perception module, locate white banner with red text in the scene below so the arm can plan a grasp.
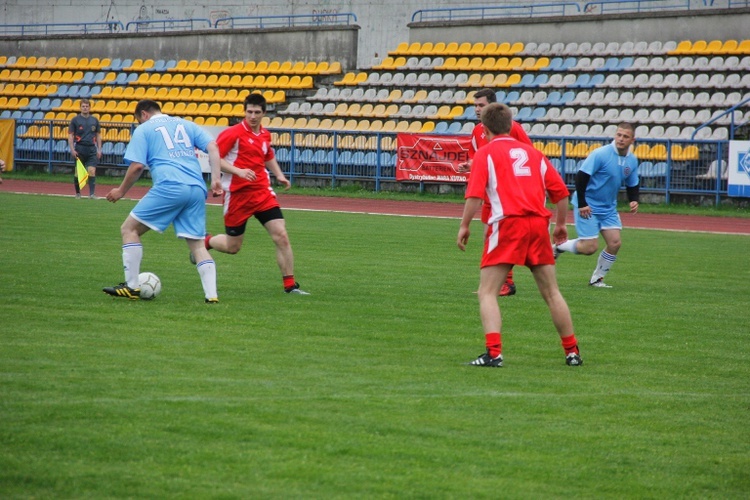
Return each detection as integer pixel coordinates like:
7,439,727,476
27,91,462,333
396,133,472,183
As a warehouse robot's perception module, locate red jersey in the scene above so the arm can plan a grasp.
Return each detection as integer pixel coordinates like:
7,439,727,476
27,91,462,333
470,121,533,223
469,121,531,158
466,136,569,225
216,120,275,192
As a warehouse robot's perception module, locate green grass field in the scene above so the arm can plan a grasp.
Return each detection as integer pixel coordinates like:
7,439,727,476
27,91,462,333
1,192,749,498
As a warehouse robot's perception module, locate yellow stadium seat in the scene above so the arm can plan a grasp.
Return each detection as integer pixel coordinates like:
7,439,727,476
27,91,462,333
669,40,692,55
508,42,524,55
390,42,409,56
482,42,499,56
171,60,190,72
703,39,723,54
459,73,482,88
468,42,485,56
456,42,472,55
381,120,397,132
718,39,739,54
543,142,562,158
688,40,708,54
732,39,750,54
427,42,445,55
418,42,434,55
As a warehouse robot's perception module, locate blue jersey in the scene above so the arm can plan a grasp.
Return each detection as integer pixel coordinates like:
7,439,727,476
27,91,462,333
574,141,639,213
124,114,213,194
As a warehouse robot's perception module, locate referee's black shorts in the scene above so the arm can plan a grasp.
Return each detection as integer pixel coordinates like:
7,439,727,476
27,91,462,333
75,144,99,168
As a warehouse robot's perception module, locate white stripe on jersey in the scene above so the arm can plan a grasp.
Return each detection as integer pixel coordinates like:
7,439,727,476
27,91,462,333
485,155,505,226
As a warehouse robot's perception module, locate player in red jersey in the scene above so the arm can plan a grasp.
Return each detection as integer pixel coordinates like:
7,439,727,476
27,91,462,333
457,103,582,367
457,88,533,297
200,93,309,295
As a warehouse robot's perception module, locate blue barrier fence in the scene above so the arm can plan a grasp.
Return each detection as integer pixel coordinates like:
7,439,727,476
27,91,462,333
11,119,731,204
214,13,358,29
411,3,581,22
125,18,212,32
0,22,124,36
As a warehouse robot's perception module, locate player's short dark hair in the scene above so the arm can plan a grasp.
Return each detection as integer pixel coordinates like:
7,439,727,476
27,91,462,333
244,93,267,112
474,88,497,103
134,99,162,115
80,98,91,105
617,122,636,136
480,103,513,136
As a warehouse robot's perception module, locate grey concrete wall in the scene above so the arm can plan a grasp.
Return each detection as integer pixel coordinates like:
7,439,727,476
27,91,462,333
407,8,750,46
0,26,359,70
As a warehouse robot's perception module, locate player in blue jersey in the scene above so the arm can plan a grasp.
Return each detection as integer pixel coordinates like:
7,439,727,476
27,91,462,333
553,123,639,288
102,100,224,302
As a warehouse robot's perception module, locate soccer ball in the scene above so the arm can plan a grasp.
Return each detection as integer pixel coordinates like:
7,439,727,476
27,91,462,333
138,272,162,300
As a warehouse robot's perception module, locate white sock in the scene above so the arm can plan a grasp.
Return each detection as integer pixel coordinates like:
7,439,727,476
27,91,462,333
122,243,143,289
591,251,616,283
557,238,580,254
196,259,218,299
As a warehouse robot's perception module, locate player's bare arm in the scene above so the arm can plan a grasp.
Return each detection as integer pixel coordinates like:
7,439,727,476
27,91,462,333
106,161,145,202
266,159,291,190
457,197,483,251
218,158,256,182
552,198,569,245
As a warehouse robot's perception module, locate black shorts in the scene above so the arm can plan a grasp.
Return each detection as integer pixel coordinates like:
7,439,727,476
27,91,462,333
75,145,99,168
225,206,284,237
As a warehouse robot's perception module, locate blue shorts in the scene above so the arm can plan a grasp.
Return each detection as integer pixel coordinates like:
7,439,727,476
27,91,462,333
574,209,622,239
130,183,207,239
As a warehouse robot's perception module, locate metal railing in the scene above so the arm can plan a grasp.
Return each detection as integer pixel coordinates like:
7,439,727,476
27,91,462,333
214,13,358,29
125,18,212,32
11,119,733,204
0,21,124,36
692,97,750,140
411,3,581,22
583,0,694,13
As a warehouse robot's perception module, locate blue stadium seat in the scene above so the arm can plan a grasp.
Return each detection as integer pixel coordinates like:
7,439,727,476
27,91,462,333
558,90,576,105
337,150,353,165
529,107,546,121
0,110,11,119
433,122,450,134
446,122,462,134
106,58,122,71
588,74,605,87
515,107,533,122
503,90,519,104
539,91,560,106
531,74,549,87
312,150,328,165
570,74,591,88
600,57,620,72
39,98,51,110
560,57,577,70
542,57,564,72
518,74,536,87
32,138,48,151
615,56,634,71
26,97,40,109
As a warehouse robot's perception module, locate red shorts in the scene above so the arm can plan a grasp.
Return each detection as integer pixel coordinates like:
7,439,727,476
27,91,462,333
223,187,280,228
481,216,555,268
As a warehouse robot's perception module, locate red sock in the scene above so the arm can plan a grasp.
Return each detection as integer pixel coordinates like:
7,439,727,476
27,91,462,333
561,334,579,355
283,275,296,289
485,332,502,358
506,269,514,285
205,234,212,250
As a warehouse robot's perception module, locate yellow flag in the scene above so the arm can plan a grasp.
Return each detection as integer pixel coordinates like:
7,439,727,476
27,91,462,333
76,159,89,190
